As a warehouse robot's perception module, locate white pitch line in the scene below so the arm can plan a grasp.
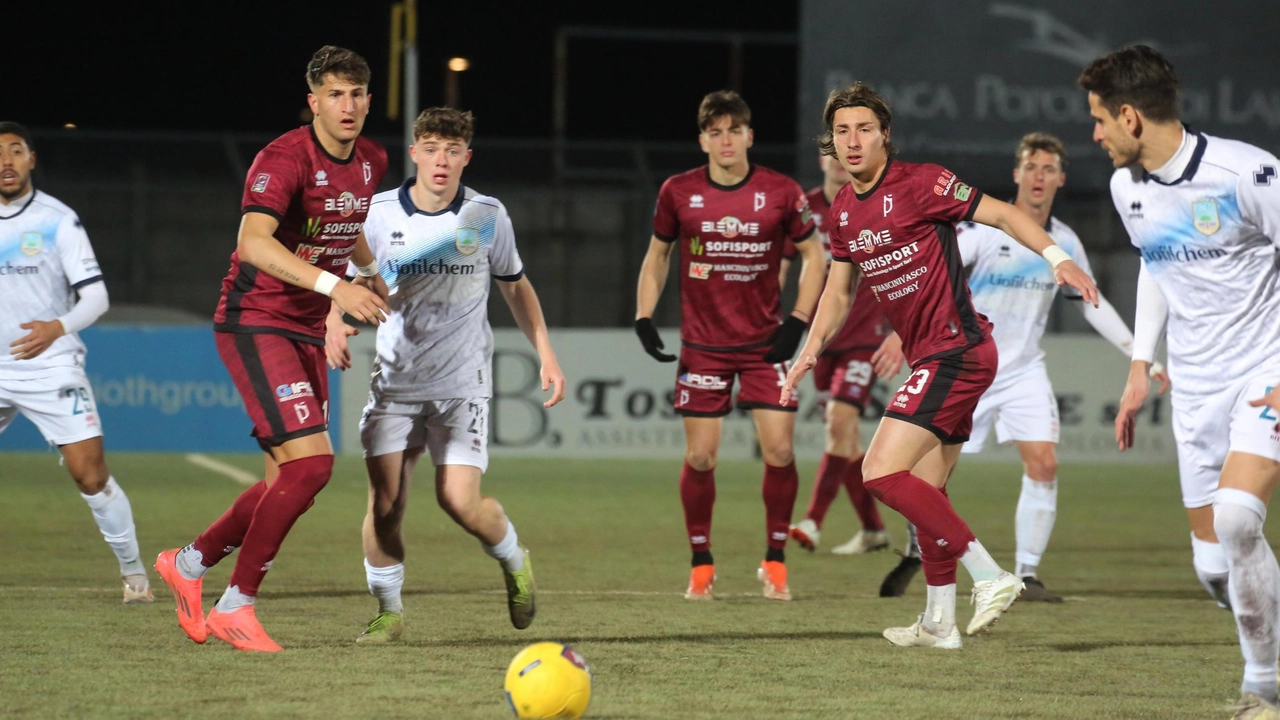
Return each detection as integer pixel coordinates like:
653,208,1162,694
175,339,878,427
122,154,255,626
185,453,257,486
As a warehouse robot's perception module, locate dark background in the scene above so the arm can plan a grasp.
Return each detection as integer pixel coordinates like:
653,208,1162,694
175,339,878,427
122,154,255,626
9,1,799,143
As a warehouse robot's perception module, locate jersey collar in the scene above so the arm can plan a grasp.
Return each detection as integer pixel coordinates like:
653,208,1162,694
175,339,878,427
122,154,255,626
1143,125,1205,186
308,125,356,165
0,187,36,220
853,158,893,201
704,163,754,191
398,177,466,216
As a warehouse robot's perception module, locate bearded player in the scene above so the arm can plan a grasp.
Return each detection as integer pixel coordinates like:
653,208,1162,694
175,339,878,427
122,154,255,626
782,83,1098,648
636,90,825,601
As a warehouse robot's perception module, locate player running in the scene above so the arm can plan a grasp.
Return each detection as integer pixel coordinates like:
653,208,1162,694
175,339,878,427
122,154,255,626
154,46,390,652
780,154,895,556
328,107,565,644
887,132,1163,603
0,121,152,604
781,83,1098,648
1080,46,1280,717
635,90,825,601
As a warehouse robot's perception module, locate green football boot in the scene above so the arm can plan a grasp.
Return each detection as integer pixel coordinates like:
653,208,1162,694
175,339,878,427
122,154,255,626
356,611,404,644
503,547,537,630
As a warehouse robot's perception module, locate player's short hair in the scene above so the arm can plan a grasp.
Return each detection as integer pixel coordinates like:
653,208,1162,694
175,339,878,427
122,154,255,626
1077,45,1179,123
818,82,896,158
0,121,33,151
306,45,371,89
412,107,475,144
697,90,751,132
1015,132,1068,169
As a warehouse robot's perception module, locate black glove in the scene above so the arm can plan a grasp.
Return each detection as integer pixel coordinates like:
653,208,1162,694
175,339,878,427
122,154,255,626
763,315,808,363
635,317,677,362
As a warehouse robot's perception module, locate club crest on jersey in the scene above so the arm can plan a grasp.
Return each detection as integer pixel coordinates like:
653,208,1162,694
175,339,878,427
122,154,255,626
362,161,373,185
754,192,767,212
20,232,43,256
1192,198,1220,235
456,227,480,256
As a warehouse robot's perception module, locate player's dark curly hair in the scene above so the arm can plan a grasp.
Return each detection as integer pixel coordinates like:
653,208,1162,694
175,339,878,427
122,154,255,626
1077,45,1179,123
818,83,896,158
0,121,33,151
697,90,751,132
1016,132,1068,169
306,45,371,89
413,107,475,144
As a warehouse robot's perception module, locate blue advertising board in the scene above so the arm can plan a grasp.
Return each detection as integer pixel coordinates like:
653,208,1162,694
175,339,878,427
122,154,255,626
0,325,340,452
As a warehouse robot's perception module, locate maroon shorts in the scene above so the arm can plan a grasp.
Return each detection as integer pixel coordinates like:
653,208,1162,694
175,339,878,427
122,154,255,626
883,340,996,444
215,331,329,451
673,345,799,417
813,348,877,411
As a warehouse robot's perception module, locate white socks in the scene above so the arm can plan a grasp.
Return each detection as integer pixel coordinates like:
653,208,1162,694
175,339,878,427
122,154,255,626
482,520,525,573
1215,488,1280,705
959,539,1004,583
176,545,208,581
364,559,405,614
1015,475,1057,578
80,477,145,578
1191,532,1231,608
215,584,255,612
922,583,957,634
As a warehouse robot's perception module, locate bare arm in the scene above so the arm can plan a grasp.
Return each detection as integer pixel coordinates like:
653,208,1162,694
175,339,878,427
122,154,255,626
791,232,825,321
498,276,566,407
237,212,389,324
635,236,675,320
779,260,857,404
778,257,792,291
971,196,1098,306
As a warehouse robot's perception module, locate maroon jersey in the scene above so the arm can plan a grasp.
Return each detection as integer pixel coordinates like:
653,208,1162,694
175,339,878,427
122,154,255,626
653,165,815,351
828,159,991,366
785,186,892,354
214,126,388,343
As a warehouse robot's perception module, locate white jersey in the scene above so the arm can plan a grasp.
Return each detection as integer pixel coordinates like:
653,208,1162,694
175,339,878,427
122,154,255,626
363,181,524,401
0,190,103,380
957,217,1093,379
1110,129,1280,393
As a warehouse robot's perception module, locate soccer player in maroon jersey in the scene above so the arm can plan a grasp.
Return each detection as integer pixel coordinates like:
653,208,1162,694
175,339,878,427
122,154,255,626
635,90,826,601
780,153,899,557
781,83,1098,647
153,46,390,652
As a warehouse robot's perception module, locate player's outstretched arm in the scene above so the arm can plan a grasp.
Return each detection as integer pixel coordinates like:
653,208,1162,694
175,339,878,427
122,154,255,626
971,196,1098,306
780,260,857,405
238,212,388,325
498,277,565,408
634,236,677,362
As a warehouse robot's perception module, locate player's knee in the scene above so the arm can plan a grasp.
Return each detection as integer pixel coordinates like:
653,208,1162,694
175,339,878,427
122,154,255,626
759,442,794,468
437,488,480,528
68,461,110,495
685,448,718,472
1214,501,1263,544
1024,456,1058,482
825,415,860,457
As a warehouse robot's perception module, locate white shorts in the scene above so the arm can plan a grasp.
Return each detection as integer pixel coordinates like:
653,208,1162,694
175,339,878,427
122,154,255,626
359,394,489,472
0,368,103,446
962,364,1059,454
1173,364,1280,509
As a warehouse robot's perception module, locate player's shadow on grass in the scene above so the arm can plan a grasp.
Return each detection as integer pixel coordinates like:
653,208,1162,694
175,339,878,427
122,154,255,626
1051,639,1237,652
411,630,883,648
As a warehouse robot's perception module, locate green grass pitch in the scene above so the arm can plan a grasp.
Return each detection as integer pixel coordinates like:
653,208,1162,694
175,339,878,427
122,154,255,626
0,453,1263,719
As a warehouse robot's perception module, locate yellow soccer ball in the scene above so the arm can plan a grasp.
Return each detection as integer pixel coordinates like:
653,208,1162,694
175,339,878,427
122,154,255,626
503,642,592,719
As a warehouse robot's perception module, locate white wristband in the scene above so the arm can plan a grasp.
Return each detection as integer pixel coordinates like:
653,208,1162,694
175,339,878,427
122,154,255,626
1041,245,1072,269
356,262,379,278
1150,362,1165,378
314,271,341,297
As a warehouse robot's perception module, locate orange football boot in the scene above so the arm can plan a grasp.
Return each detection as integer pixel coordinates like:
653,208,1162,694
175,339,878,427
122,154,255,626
684,565,716,600
205,605,283,653
758,560,791,601
154,548,207,643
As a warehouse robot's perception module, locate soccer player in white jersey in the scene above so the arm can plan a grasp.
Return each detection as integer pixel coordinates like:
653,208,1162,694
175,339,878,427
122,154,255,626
327,108,566,643
0,122,152,604
889,132,1165,602
1080,46,1280,718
